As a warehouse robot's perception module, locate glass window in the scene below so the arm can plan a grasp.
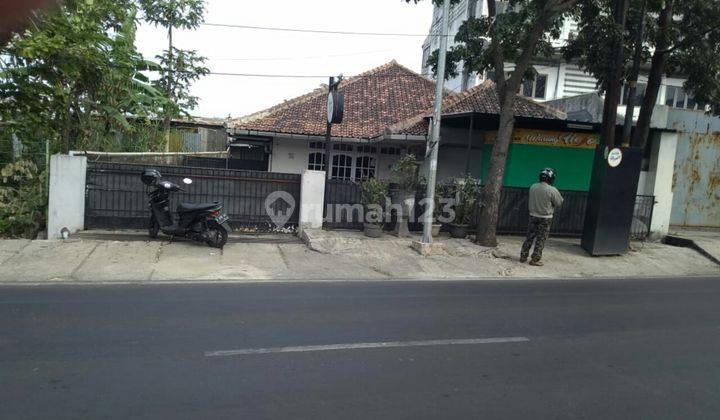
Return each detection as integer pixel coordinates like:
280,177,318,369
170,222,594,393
354,156,376,181
308,152,326,171
665,86,677,107
333,144,353,152
520,74,548,99
522,79,533,97
331,154,352,180
534,75,547,99
675,89,686,108
357,145,377,154
309,141,325,150
686,94,696,110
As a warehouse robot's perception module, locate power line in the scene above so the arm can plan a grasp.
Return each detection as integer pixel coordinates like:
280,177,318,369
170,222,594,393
208,49,396,62
202,22,445,37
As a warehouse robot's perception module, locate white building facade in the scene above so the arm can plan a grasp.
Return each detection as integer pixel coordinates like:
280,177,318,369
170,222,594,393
420,0,703,114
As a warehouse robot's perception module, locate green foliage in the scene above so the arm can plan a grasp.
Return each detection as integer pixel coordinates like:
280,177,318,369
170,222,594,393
0,161,47,238
140,0,205,30
446,175,481,225
139,0,208,118
564,0,720,112
359,177,389,224
390,154,419,191
0,0,175,157
154,47,209,114
425,1,571,81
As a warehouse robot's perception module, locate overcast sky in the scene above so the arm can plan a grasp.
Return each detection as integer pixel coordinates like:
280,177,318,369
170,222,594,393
135,0,434,119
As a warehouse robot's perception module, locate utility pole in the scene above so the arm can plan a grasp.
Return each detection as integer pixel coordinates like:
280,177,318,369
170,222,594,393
324,75,343,180
421,0,451,245
324,76,335,180
164,24,173,152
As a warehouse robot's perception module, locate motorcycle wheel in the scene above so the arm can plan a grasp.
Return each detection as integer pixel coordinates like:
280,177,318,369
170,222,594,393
205,221,228,249
149,216,160,239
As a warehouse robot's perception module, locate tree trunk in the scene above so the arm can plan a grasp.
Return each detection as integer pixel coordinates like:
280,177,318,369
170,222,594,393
600,0,629,148
631,1,674,149
474,0,567,246
475,95,516,246
621,0,646,146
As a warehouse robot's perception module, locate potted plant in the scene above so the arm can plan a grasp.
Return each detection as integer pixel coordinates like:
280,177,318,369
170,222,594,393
359,177,388,238
446,175,481,239
389,154,419,237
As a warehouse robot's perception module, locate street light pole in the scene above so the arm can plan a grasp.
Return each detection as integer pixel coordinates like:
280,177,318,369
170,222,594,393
421,0,451,245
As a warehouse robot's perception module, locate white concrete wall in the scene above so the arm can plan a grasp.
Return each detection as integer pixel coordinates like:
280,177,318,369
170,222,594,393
47,155,87,239
270,138,310,174
299,170,326,232
645,132,678,238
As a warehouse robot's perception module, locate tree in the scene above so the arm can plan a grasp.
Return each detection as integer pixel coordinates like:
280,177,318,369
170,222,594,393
0,0,173,160
139,0,208,145
421,0,579,246
565,0,720,149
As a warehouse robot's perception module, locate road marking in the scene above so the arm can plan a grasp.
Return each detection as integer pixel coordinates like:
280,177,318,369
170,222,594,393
204,336,530,357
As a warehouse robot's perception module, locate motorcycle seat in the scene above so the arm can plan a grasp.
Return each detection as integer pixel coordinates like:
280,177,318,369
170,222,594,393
177,202,219,212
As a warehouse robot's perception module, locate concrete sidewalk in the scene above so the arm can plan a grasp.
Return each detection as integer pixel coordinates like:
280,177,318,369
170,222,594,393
666,227,720,265
0,229,716,283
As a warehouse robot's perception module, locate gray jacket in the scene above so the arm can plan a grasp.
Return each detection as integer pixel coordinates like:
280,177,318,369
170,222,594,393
528,182,563,219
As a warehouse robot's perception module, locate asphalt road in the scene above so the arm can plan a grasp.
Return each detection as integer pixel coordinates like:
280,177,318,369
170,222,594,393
2,276,720,419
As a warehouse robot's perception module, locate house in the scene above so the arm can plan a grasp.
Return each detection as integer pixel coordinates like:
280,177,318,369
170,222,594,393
227,60,598,189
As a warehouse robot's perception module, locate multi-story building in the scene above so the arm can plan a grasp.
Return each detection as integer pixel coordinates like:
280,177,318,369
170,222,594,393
420,0,701,113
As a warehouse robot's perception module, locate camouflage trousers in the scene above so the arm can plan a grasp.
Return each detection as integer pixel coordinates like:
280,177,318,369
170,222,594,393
521,216,552,262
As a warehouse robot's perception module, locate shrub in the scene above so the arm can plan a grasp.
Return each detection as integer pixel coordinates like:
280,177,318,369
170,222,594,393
359,178,388,225
390,154,419,191
0,161,47,238
447,175,481,225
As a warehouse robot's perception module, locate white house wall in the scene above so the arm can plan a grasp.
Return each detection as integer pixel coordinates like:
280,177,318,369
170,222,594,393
270,138,310,174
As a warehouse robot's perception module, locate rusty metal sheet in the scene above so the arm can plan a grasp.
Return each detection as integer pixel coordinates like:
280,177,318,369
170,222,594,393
671,132,720,227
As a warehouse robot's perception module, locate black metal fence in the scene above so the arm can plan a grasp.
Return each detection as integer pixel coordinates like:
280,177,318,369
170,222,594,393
322,180,654,239
85,162,300,231
182,156,267,171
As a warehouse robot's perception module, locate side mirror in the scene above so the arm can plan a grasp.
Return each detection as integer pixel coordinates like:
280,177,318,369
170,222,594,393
182,178,193,185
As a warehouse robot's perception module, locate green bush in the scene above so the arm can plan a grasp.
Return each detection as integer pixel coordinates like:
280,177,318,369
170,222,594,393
447,175,482,225
390,154,419,191
0,161,47,238
359,178,388,225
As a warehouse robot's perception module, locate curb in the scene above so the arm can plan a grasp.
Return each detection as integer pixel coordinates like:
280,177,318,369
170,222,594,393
664,235,720,266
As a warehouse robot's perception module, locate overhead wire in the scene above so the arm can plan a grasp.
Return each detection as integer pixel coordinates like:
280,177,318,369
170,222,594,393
201,22,446,37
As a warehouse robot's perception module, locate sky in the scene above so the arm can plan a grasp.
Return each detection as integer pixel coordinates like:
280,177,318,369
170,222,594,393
135,0,434,119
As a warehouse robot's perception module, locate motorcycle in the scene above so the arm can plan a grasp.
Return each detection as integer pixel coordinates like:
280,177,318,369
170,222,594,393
141,168,232,248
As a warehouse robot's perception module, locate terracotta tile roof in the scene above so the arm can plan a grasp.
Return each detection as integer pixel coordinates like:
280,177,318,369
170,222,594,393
392,80,567,136
230,60,459,140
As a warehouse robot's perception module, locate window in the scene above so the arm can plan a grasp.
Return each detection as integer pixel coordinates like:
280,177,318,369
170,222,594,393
380,147,401,155
309,141,325,149
357,145,377,154
333,143,353,152
664,86,699,110
308,152,326,171
620,83,647,106
354,156,376,181
331,154,353,180
520,74,548,99
665,86,677,107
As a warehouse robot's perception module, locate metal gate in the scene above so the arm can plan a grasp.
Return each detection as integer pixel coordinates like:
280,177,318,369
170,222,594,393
85,162,300,231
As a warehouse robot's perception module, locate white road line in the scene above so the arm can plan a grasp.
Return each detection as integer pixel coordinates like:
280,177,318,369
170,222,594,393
204,336,530,357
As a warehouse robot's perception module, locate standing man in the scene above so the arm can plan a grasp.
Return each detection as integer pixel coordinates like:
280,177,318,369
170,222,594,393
520,168,563,266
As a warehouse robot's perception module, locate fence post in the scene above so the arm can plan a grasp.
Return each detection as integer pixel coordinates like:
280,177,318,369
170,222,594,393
47,154,87,239
299,170,326,232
